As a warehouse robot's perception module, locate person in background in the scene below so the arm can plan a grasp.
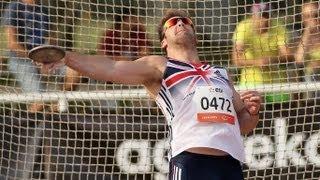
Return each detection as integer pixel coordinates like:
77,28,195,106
98,8,154,113
232,2,292,103
295,1,320,98
0,22,8,76
42,9,261,179
3,0,78,112
98,7,153,61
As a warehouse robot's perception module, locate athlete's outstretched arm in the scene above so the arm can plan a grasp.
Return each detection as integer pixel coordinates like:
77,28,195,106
46,52,165,86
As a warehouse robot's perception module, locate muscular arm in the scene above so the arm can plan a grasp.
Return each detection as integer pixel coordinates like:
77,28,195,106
61,53,166,97
5,26,28,57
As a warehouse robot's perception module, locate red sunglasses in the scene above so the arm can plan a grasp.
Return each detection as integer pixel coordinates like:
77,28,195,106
163,17,193,29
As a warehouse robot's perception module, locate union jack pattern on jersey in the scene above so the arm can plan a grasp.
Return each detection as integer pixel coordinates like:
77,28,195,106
156,58,230,124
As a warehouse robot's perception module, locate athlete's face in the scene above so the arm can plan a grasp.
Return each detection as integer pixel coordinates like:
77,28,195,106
161,16,196,49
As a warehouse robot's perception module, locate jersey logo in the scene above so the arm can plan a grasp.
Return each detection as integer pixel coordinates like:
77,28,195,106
214,70,220,75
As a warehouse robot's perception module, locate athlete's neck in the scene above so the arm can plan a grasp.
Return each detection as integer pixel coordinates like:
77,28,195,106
166,47,200,64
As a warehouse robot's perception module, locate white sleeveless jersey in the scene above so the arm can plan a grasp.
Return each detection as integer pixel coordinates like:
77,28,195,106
155,58,245,162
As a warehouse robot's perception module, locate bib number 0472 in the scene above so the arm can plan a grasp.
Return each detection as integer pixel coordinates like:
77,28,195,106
200,97,232,112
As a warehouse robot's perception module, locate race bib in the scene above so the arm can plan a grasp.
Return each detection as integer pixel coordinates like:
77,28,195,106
193,86,236,124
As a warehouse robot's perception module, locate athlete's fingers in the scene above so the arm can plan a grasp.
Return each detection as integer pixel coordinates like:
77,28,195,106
245,101,260,107
249,96,261,101
242,95,261,102
245,102,259,111
241,91,261,103
240,91,259,99
241,92,260,99
41,60,65,73
243,99,261,116
249,96,261,104
245,104,260,112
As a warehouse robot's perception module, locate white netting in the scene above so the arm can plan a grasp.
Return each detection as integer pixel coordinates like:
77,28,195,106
0,0,319,180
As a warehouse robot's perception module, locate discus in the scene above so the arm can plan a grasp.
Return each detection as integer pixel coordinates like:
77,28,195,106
28,45,66,63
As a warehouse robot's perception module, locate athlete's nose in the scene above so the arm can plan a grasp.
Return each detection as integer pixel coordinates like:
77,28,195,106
177,19,185,26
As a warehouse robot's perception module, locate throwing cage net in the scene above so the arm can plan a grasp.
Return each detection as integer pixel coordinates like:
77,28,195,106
0,0,319,179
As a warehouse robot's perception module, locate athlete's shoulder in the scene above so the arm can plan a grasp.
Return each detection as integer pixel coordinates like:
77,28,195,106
137,55,167,62
135,55,167,96
136,55,167,67
133,56,168,78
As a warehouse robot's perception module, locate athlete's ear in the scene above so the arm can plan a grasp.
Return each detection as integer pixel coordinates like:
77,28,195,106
161,38,167,49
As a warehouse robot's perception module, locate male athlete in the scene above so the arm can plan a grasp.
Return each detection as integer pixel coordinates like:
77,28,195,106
44,9,261,180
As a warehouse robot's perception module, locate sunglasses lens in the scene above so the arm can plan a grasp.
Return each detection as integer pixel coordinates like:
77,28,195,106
164,18,177,28
164,17,193,29
182,18,192,25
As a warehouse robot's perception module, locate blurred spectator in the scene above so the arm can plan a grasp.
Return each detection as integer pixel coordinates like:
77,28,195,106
74,11,106,55
3,0,78,112
73,11,107,90
98,8,155,113
98,8,153,61
0,22,8,76
232,2,292,103
295,1,320,93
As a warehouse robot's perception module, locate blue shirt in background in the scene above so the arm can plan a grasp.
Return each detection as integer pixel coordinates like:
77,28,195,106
3,1,49,50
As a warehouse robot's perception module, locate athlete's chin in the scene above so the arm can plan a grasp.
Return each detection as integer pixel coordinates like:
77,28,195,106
176,35,196,44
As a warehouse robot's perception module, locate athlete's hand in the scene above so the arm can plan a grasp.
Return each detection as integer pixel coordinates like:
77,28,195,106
240,90,261,116
40,52,73,74
40,60,65,74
